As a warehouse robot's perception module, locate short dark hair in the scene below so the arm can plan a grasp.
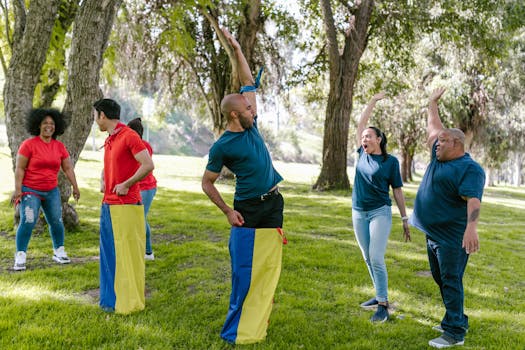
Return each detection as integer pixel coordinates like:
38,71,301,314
25,108,67,139
127,118,144,138
93,98,120,119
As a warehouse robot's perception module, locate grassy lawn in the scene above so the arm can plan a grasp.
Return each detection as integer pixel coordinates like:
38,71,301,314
0,147,523,349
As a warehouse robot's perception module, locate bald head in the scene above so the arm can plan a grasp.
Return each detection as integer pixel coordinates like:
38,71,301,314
446,128,465,148
436,128,466,161
221,94,248,121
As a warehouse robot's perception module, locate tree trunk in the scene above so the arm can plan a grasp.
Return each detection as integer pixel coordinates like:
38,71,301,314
203,0,263,135
314,0,374,191
4,0,60,169
59,0,123,228
37,0,79,108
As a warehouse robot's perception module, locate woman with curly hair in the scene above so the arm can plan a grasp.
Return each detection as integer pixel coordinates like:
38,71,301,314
12,108,80,271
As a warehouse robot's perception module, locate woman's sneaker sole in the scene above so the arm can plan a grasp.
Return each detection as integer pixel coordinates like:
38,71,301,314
53,255,71,264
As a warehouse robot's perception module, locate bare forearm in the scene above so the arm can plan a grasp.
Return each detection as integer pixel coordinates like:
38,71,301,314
64,169,79,190
14,169,24,193
467,198,481,225
202,181,232,215
393,188,408,217
234,46,254,86
123,164,153,188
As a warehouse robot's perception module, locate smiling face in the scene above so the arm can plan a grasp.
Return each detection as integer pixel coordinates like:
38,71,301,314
361,128,382,155
39,116,55,140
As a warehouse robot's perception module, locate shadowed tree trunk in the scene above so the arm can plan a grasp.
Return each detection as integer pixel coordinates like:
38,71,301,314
4,0,60,166
4,0,122,229
202,0,263,135
59,0,123,228
313,0,374,191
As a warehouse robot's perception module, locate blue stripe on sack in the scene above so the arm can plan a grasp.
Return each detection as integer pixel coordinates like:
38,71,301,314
99,203,116,311
220,226,256,343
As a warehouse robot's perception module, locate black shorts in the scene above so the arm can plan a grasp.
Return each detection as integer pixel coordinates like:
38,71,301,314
233,189,284,228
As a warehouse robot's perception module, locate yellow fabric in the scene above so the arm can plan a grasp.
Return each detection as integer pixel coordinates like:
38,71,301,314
236,228,283,344
110,205,146,314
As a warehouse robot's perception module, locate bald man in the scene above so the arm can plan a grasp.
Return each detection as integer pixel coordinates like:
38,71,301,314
410,88,485,348
201,28,285,345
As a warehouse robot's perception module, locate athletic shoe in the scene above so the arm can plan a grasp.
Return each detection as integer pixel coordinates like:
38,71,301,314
360,297,378,309
145,252,155,261
433,325,445,333
433,325,468,334
53,246,71,264
370,304,389,323
13,251,27,271
429,335,465,348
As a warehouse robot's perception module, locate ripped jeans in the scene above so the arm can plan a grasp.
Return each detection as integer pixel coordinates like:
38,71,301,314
16,185,65,252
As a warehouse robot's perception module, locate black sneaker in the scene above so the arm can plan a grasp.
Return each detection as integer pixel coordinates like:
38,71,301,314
360,297,378,309
370,304,389,323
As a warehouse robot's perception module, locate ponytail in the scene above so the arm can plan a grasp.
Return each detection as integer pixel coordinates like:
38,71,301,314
368,126,388,162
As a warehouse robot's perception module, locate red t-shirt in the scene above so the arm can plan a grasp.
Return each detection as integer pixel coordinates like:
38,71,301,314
18,136,69,191
103,123,147,204
139,140,157,191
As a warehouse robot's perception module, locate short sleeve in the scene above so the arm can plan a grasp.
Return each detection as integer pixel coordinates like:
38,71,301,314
389,156,403,188
206,143,224,174
127,131,147,156
58,141,70,160
458,164,485,201
18,139,32,158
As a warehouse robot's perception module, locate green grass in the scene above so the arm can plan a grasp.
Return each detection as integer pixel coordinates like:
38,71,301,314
0,148,524,349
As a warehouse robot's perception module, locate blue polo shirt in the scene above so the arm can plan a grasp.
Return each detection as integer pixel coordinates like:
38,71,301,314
352,147,403,211
410,141,485,245
206,117,283,201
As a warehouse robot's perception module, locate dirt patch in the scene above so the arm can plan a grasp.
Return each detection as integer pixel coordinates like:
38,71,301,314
416,270,433,277
80,287,153,304
152,233,194,244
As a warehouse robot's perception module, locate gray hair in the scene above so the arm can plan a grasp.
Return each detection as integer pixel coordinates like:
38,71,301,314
447,128,465,145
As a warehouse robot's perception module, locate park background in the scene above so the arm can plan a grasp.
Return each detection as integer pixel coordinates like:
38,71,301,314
0,0,524,349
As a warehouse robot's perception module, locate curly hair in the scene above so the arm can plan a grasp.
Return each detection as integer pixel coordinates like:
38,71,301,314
25,108,67,139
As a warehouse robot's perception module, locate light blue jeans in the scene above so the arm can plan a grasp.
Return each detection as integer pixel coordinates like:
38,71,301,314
16,185,64,252
352,205,392,303
141,188,157,254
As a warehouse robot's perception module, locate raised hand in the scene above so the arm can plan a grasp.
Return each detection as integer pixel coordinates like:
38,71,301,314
372,91,386,102
430,87,446,102
221,27,241,51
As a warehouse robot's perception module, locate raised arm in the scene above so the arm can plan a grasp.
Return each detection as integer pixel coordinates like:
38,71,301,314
221,27,257,115
356,92,385,149
427,87,446,147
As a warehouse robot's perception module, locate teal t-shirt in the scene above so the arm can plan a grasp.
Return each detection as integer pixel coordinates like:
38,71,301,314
352,147,403,211
410,141,485,245
206,118,283,200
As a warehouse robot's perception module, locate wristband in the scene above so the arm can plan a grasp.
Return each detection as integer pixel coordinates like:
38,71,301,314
240,67,264,93
401,216,409,221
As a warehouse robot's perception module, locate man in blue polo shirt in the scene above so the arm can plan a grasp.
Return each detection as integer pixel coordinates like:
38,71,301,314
201,27,285,345
410,87,485,348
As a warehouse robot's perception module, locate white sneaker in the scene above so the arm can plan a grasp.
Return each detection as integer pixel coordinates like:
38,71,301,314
145,252,155,261
14,251,26,271
53,246,71,264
